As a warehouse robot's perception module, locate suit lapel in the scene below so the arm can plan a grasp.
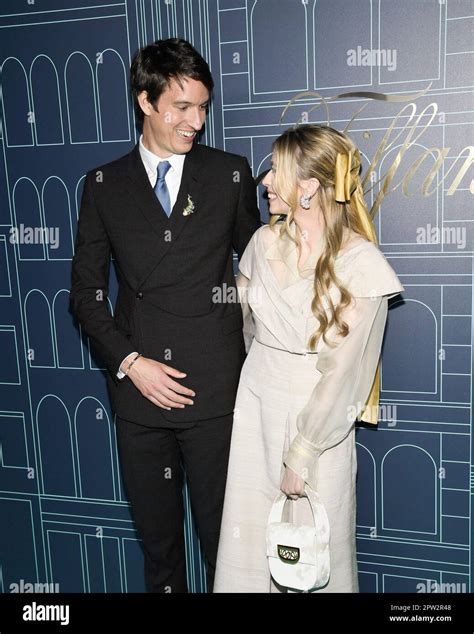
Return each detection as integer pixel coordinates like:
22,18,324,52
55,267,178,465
123,143,201,289
167,143,200,242
124,144,169,235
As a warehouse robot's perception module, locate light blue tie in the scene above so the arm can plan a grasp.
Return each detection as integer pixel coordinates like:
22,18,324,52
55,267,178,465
154,161,172,217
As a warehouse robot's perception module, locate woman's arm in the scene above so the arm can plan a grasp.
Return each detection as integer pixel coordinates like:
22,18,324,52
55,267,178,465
284,295,388,490
236,272,254,353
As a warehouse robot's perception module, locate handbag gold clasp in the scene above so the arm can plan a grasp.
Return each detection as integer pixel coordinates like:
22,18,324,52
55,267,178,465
277,544,300,563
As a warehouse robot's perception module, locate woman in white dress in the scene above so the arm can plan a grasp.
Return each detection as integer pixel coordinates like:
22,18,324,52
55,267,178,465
214,124,403,593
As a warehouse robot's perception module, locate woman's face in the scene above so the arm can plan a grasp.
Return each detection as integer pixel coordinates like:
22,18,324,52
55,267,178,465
262,154,290,215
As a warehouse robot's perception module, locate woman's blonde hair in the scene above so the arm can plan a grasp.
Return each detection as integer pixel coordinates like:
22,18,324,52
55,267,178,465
270,124,374,348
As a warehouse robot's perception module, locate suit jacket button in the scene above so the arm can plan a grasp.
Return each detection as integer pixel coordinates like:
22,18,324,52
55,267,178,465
136,292,143,300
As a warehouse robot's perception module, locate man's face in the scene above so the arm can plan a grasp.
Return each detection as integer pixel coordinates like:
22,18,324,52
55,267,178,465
139,77,209,156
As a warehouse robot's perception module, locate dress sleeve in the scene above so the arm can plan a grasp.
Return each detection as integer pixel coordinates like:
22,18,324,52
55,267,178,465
237,272,254,353
284,295,388,490
236,229,260,352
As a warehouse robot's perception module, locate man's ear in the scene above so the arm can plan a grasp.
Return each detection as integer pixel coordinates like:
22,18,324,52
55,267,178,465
137,91,155,117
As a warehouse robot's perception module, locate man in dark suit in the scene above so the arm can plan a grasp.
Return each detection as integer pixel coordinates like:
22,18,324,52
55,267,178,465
70,38,260,593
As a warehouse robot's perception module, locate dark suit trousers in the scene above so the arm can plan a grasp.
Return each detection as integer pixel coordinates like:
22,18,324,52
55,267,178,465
116,414,233,593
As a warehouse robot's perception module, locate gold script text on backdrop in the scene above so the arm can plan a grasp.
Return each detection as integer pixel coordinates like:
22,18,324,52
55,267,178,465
261,87,474,219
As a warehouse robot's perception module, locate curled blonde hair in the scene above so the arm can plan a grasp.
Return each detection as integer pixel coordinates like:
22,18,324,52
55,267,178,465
270,124,374,349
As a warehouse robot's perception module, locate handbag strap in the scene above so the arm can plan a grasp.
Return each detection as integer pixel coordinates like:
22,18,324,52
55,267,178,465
268,484,329,534
267,491,288,524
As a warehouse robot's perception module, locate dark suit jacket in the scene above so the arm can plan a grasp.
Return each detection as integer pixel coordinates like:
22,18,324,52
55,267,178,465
70,142,261,426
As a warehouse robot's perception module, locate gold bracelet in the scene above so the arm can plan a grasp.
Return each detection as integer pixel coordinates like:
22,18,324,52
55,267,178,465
124,353,142,376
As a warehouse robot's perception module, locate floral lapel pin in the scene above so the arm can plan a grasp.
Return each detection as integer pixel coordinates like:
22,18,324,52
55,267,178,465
182,195,195,216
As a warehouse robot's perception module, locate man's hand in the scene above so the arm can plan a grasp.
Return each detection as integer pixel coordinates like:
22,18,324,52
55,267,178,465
280,466,305,500
127,356,195,410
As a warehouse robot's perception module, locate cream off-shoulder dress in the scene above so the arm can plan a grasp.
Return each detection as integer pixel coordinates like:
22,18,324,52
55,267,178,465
214,223,403,593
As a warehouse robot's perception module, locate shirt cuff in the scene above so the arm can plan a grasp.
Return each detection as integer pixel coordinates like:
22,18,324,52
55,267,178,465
117,352,139,379
284,433,322,491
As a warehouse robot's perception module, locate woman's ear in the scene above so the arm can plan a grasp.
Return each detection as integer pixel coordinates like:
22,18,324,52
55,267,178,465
298,177,320,199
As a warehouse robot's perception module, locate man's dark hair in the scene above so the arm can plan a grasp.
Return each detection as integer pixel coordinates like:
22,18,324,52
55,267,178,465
130,38,214,124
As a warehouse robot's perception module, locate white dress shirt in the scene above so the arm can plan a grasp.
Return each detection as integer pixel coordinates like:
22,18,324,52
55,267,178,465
138,134,185,209
116,136,186,379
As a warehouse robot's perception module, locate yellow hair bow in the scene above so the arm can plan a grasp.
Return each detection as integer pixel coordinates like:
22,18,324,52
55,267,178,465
334,150,357,202
334,149,376,242
335,149,380,425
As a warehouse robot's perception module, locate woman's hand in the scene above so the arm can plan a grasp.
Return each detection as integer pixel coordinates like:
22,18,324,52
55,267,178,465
280,466,305,500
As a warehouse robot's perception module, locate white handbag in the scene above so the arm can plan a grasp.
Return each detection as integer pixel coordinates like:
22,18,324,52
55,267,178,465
266,485,330,592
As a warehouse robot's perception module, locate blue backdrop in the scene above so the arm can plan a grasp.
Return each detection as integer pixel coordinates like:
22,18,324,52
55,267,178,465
0,0,472,594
